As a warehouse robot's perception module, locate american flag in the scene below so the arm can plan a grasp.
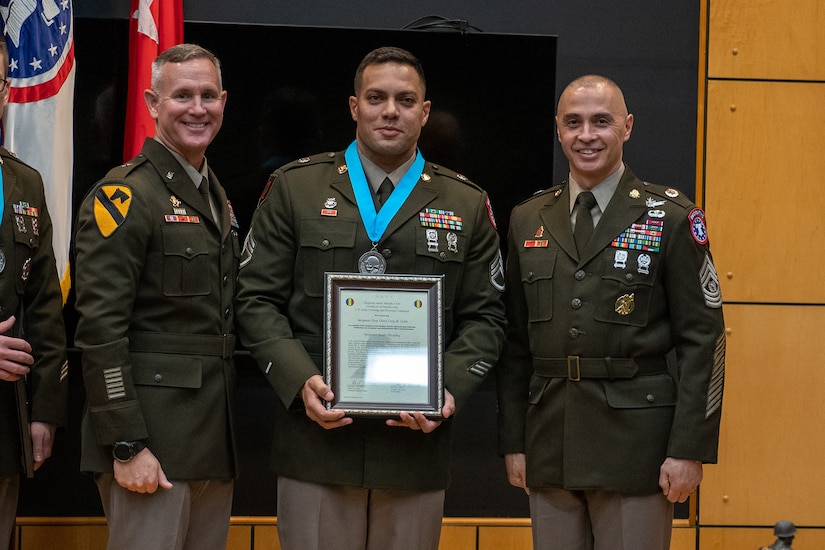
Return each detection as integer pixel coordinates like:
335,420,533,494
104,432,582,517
1,0,75,300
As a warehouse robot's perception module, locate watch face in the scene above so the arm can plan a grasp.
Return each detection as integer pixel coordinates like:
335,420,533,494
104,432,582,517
113,442,133,461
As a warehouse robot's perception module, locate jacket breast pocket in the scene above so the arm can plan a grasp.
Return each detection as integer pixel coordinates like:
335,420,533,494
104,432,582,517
161,225,210,296
299,217,358,297
519,249,557,323
594,248,658,326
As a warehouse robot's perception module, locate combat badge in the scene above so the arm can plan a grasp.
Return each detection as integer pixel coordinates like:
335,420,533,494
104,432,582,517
94,185,132,237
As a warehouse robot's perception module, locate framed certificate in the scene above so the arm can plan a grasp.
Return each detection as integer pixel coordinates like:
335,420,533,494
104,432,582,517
323,273,444,418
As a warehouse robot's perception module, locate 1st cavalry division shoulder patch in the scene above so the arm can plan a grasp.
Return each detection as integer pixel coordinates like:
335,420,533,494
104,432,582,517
94,185,132,237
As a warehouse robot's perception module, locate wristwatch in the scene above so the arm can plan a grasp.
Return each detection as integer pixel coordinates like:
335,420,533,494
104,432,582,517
112,440,147,463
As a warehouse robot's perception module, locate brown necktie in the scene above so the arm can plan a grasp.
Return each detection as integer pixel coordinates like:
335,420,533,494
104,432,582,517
377,177,394,207
573,191,597,253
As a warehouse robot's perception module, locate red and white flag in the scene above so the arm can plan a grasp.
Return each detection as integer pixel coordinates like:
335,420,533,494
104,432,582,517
123,0,183,161
2,0,75,300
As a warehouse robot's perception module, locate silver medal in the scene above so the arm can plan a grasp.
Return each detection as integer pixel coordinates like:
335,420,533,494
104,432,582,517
358,249,387,274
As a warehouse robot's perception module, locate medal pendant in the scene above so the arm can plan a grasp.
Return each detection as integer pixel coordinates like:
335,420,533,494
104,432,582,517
358,249,387,274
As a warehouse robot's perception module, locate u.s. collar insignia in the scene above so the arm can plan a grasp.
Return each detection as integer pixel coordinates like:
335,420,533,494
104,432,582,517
554,189,562,197
629,189,640,199
665,188,679,198
165,171,174,180
170,195,181,207
421,173,432,182
337,164,348,174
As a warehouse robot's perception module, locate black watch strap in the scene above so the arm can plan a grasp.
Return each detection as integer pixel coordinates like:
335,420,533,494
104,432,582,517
112,440,147,463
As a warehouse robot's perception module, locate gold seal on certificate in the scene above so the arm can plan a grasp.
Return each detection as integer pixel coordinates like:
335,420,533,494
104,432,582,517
323,273,444,418
358,249,387,274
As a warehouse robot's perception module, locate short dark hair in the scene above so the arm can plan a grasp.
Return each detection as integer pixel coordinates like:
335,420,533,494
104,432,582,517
353,46,426,96
151,43,223,92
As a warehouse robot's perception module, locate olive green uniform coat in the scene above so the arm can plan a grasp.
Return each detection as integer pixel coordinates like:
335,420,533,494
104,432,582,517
74,139,240,480
235,150,506,491
0,147,68,479
497,168,725,495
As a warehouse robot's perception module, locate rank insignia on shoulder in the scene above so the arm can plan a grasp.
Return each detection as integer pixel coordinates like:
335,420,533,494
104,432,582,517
94,185,132,237
298,157,311,163
665,188,679,198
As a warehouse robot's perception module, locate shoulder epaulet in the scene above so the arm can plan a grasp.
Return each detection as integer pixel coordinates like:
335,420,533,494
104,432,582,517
280,152,337,173
0,148,36,171
516,184,563,206
105,155,149,180
428,163,484,191
643,182,696,210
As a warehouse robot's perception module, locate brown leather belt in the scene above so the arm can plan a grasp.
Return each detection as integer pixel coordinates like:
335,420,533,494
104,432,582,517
532,356,667,381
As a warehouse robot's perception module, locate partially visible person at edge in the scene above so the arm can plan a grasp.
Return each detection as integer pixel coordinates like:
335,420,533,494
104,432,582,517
234,46,507,550
0,35,69,547
496,74,725,550
74,43,240,550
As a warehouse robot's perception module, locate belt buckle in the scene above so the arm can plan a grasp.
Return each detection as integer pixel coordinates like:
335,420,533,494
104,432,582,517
567,355,581,382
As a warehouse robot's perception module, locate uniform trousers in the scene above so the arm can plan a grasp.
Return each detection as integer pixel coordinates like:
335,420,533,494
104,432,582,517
277,476,445,550
529,488,673,550
96,473,233,550
0,476,19,546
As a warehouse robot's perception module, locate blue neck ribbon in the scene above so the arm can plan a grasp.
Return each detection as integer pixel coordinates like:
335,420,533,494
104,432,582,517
344,140,424,243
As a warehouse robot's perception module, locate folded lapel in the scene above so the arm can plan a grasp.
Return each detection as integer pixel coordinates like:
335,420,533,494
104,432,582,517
541,185,578,261
578,173,647,266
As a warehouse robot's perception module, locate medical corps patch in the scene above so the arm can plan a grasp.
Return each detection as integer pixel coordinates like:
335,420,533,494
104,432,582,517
94,185,132,237
688,208,708,245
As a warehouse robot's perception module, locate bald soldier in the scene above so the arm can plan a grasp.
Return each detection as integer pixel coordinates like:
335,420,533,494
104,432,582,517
496,75,725,549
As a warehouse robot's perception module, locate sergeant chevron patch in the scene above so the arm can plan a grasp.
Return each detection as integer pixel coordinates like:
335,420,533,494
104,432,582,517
705,333,725,418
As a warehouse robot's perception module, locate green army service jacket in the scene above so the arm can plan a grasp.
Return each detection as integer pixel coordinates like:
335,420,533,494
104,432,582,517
235,149,507,491
0,147,68,478
74,139,240,480
497,167,726,495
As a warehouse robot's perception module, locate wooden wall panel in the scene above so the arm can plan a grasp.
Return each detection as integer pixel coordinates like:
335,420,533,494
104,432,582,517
18,524,107,550
700,305,825,525
699,527,825,549
708,0,825,80
477,526,532,550
704,80,825,303
439,526,476,550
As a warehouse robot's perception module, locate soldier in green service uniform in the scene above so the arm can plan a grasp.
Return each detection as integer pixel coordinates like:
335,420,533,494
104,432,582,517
496,75,726,549
235,46,506,550
0,36,68,547
74,44,239,550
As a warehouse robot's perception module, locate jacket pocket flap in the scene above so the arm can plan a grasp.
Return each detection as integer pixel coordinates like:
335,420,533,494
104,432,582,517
131,353,203,388
603,374,676,409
